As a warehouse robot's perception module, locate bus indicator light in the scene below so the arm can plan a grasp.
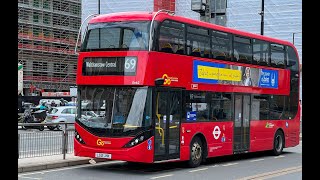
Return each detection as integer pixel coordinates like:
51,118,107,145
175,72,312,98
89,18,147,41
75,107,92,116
191,84,198,89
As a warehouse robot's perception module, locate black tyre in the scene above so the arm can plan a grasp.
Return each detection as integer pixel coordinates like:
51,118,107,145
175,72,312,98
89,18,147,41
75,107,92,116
47,126,55,130
126,161,142,167
39,126,45,131
188,136,203,168
272,130,284,156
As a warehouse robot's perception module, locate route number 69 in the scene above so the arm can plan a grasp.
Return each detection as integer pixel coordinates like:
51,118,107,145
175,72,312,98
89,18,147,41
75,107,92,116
125,57,137,70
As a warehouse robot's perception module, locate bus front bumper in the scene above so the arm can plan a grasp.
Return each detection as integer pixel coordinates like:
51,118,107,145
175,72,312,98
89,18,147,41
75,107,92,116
74,137,154,163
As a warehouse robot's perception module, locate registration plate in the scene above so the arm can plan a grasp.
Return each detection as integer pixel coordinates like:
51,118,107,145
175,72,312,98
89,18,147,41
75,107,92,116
95,153,111,159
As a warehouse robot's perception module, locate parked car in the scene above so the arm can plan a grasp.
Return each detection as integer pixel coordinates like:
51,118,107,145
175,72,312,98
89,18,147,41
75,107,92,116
45,106,99,130
45,106,77,130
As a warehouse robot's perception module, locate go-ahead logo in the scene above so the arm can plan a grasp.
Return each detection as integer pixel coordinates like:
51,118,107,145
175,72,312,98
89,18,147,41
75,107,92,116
213,126,221,140
97,139,104,146
97,139,111,146
162,74,178,85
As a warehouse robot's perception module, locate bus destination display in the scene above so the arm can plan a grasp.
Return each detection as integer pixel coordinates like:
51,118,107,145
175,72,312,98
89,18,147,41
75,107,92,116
82,57,137,76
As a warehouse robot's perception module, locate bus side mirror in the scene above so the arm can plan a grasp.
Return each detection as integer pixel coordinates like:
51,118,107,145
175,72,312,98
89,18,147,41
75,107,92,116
155,78,164,86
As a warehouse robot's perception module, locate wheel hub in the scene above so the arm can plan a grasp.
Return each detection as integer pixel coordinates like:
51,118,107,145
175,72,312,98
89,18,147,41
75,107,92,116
191,142,202,161
275,135,283,152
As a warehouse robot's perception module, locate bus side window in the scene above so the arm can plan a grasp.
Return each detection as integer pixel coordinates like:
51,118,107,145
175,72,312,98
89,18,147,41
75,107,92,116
160,43,173,53
253,39,270,66
213,50,226,60
187,25,210,58
203,49,210,58
185,91,209,122
191,48,201,57
176,46,184,54
212,30,232,61
271,43,285,68
210,93,232,121
233,36,252,64
158,20,185,55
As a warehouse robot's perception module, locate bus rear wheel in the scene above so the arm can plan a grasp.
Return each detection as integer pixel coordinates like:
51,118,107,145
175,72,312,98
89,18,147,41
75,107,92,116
272,130,284,156
188,136,203,168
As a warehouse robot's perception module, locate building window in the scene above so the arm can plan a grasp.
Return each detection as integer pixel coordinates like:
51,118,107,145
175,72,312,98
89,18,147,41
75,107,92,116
43,15,50,24
215,0,226,13
32,61,48,76
33,14,39,23
19,0,30,5
71,4,80,15
43,0,50,9
33,0,39,7
43,29,51,37
54,63,68,72
33,28,41,36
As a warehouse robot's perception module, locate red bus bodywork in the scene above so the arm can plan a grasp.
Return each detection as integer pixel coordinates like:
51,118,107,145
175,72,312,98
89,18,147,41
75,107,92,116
75,12,300,164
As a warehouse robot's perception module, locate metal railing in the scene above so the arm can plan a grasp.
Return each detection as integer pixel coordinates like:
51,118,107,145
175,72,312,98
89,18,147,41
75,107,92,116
18,122,74,159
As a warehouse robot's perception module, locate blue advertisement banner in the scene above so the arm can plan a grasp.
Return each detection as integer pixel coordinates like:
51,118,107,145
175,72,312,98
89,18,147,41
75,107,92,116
258,69,278,88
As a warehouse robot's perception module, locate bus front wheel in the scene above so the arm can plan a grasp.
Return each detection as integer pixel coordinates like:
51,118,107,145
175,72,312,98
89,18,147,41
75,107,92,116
272,130,284,156
188,136,203,168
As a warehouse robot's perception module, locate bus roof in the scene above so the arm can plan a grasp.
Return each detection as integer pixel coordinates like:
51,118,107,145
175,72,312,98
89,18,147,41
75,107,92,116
89,11,295,48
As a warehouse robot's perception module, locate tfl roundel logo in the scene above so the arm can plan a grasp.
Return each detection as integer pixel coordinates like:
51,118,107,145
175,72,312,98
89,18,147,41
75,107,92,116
212,126,221,140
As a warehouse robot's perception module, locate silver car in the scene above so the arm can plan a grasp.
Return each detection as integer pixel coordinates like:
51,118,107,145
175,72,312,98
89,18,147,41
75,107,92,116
46,106,76,130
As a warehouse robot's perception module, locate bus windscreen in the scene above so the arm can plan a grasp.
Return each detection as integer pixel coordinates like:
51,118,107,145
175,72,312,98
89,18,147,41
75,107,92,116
81,21,150,52
77,86,152,137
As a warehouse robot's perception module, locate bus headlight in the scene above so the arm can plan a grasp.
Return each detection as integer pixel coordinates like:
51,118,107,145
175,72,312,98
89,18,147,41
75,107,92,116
75,129,86,144
123,130,152,148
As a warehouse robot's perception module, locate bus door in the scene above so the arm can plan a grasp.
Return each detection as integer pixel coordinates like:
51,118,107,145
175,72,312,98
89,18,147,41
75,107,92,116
154,88,182,161
233,94,251,153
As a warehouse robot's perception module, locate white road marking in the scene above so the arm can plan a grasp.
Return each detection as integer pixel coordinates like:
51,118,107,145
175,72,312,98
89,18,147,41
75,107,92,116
19,161,123,176
274,155,285,159
211,165,219,167
189,168,208,172
250,159,264,162
222,163,238,167
150,174,174,179
236,166,302,180
18,175,42,180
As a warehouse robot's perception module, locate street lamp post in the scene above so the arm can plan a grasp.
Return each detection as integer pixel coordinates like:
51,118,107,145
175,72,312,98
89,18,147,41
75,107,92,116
259,0,264,35
98,0,100,14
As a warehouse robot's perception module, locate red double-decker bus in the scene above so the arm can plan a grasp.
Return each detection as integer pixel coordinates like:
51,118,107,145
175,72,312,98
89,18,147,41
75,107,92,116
74,11,300,167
